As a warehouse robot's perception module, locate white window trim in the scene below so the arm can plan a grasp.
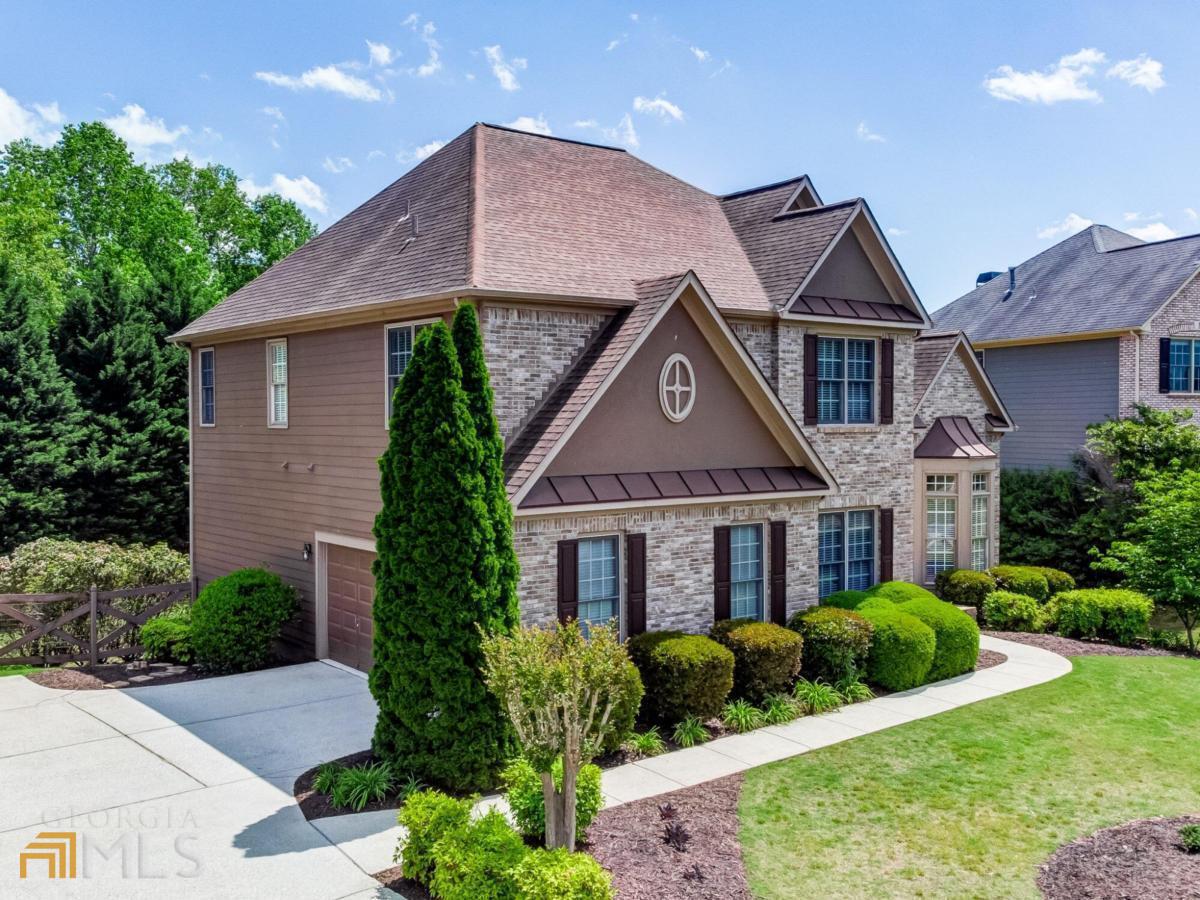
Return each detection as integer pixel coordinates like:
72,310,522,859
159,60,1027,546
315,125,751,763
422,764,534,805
266,338,288,428
970,472,991,571
1167,337,1200,394
817,508,877,598
576,533,624,638
198,347,216,428
815,335,880,427
658,352,697,423
729,521,768,621
384,318,441,425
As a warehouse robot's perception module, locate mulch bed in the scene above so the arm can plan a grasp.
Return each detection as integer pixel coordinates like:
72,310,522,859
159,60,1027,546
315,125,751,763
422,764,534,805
977,647,1007,670
26,661,203,690
984,631,1192,658
587,774,751,899
293,749,390,821
373,867,432,900
1038,815,1200,899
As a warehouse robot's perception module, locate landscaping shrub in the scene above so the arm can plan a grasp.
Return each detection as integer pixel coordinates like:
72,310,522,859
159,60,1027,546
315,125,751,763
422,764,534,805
935,569,996,612
787,606,873,683
1181,824,1200,854
599,661,644,754
709,619,803,703
866,581,940,604
819,589,869,611
429,809,526,900
856,596,896,614
672,716,708,747
792,677,842,714
189,568,296,673
627,631,733,724
502,757,602,844
982,591,1042,632
396,789,474,884
898,598,980,680
1044,590,1103,639
1052,588,1154,646
721,698,766,733
0,537,189,593
622,729,666,758
511,848,614,900
331,762,394,812
855,605,936,691
140,604,193,663
988,565,1050,603
1029,566,1075,597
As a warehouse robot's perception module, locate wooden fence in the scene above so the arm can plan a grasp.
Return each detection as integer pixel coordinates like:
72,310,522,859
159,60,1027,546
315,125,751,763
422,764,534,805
0,582,191,667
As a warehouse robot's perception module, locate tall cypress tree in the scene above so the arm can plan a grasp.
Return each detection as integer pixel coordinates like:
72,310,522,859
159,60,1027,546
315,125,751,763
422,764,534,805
370,322,512,790
452,304,521,633
0,256,84,553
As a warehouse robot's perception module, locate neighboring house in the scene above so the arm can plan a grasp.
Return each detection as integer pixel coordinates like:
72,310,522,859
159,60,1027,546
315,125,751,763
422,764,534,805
172,124,1012,668
935,225,1200,470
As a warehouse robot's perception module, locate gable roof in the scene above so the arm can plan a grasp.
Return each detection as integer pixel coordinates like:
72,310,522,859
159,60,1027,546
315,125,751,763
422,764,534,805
914,331,1014,430
934,225,1200,345
175,124,926,341
502,271,836,508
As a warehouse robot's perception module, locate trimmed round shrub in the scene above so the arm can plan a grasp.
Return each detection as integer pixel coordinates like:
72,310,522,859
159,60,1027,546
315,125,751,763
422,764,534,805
898,598,980,681
628,631,734,724
1029,566,1075,597
397,789,473,883
1045,590,1103,639
867,581,940,604
935,569,997,612
820,589,869,611
429,809,526,900
856,605,936,691
599,660,644,753
787,607,874,683
981,591,1042,632
190,568,297,673
856,596,896,614
502,757,602,843
512,848,614,900
140,604,193,663
709,619,803,704
988,566,1050,603
1048,588,1154,646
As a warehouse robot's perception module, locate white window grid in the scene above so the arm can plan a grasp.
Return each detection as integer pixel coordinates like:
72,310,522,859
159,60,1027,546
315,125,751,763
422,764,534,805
925,495,956,581
577,537,619,634
927,473,956,494
816,337,875,424
267,339,288,427
198,348,215,426
385,320,437,422
971,493,989,571
730,524,764,620
1169,339,1200,393
818,510,875,598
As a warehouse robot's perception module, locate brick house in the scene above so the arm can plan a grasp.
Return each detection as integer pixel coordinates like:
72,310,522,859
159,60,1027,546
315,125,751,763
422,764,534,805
173,124,1012,669
935,224,1200,470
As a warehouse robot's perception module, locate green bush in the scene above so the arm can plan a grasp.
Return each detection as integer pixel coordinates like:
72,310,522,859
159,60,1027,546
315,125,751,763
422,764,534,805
1048,589,1153,646
599,660,644,754
331,762,394,812
189,568,296,673
1029,566,1075,597
856,596,896,614
935,569,997,612
867,581,940,604
501,757,602,843
709,619,803,704
429,809,526,900
627,631,733,724
396,789,474,883
988,566,1050,603
820,589,869,611
1045,590,1103,639
981,591,1042,632
1181,824,1200,853
511,848,614,900
787,607,874,683
140,604,193,663
897,598,980,681
856,606,936,691
0,537,189,592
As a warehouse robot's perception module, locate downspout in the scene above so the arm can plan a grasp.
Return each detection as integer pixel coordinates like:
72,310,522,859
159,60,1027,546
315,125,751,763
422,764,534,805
1130,329,1141,411
185,344,196,596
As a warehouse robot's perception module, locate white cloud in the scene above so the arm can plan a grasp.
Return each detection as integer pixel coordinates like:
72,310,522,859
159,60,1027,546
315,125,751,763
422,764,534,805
856,121,886,143
886,227,908,237
322,155,354,174
484,45,527,91
239,173,328,214
1186,208,1198,222
984,48,1106,104
1123,211,1162,222
711,60,734,78
690,46,710,62
576,113,638,149
366,40,394,66
1107,55,1165,92
413,140,446,161
606,36,625,51
1127,222,1178,242
503,114,552,136
633,94,684,122
0,87,61,145
366,149,386,161
255,65,382,101
630,12,639,22
260,106,285,121
104,103,189,149
403,15,442,77
1037,212,1093,239
574,119,598,128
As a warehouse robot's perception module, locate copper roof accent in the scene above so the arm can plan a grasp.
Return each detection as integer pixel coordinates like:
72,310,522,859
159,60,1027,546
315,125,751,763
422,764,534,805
914,416,996,459
520,466,827,509
790,294,923,323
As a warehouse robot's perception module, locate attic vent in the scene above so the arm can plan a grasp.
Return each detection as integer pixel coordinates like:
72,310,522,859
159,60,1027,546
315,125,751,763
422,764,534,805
976,271,1003,287
395,201,419,254
1001,266,1016,302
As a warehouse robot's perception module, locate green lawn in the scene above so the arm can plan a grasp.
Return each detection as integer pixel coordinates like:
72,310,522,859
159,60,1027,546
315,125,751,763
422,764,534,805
0,664,41,677
739,656,1200,899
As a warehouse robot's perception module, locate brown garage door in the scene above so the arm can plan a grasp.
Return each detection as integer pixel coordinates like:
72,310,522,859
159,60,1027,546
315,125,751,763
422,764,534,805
326,544,375,672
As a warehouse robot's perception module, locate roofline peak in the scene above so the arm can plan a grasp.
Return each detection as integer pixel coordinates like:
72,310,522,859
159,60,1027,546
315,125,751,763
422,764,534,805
477,122,628,153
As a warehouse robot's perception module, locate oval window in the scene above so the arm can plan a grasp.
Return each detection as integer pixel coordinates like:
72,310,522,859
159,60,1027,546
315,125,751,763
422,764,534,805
659,353,696,423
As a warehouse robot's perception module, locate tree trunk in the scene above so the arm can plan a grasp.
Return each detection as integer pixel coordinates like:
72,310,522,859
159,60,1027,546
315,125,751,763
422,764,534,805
561,761,578,852
541,768,579,850
541,771,562,850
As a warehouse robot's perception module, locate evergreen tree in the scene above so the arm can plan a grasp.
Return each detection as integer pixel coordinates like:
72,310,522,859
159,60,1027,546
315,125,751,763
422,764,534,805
452,304,521,633
370,322,512,790
0,256,84,553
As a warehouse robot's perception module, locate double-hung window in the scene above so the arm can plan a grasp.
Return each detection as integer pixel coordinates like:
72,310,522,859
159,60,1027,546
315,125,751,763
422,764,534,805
817,337,875,424
198,348,215,426
818,510,875,598
971,473,990,571
1168,338,1200,393
386,322,434,419
267,339,288,427
577,537,619,635
729,524,765,619
925,474,957,581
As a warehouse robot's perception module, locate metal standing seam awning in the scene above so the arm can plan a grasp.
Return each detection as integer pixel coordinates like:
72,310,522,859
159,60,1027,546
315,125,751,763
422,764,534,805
914,416,996,459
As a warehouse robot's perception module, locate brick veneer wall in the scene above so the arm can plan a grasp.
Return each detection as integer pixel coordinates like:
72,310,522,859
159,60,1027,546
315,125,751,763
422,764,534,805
730,319,777,388
1119,270,1200,418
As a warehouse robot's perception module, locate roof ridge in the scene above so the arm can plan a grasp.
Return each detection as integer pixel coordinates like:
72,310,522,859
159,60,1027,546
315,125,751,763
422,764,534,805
465,124,483,287
772,197,860,220
1103,229,1200,252
720,176,807,200
478,122,627,152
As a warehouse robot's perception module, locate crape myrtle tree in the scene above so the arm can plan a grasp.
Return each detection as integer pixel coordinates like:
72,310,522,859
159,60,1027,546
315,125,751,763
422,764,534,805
370,322,514,791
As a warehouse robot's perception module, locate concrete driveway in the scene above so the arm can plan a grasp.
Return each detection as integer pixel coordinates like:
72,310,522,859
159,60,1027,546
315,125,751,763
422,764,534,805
0,663,399,899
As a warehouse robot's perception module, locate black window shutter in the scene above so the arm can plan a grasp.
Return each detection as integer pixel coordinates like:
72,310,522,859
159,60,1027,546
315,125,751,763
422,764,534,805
879,508,894,583
557,540,579,624
1159,337,1172,393
880,338,895,424
626,533,647,636
803,333,819,426
713,526,731,621
769,520,787,625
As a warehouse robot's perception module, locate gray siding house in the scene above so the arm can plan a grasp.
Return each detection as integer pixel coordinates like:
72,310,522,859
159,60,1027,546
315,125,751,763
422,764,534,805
935,225,1200,470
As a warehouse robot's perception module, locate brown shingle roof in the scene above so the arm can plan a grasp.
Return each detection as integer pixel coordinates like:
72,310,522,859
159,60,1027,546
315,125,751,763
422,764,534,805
913,331,961,403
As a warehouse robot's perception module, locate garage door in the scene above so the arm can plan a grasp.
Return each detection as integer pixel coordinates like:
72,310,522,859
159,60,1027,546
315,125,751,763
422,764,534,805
326,545,375,672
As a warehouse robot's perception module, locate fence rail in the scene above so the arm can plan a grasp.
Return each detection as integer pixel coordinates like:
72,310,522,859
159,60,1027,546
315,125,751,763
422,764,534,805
0,582,191,667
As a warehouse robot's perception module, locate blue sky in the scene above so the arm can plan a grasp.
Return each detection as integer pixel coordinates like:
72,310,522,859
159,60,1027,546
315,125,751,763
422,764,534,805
2,1,1198,309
